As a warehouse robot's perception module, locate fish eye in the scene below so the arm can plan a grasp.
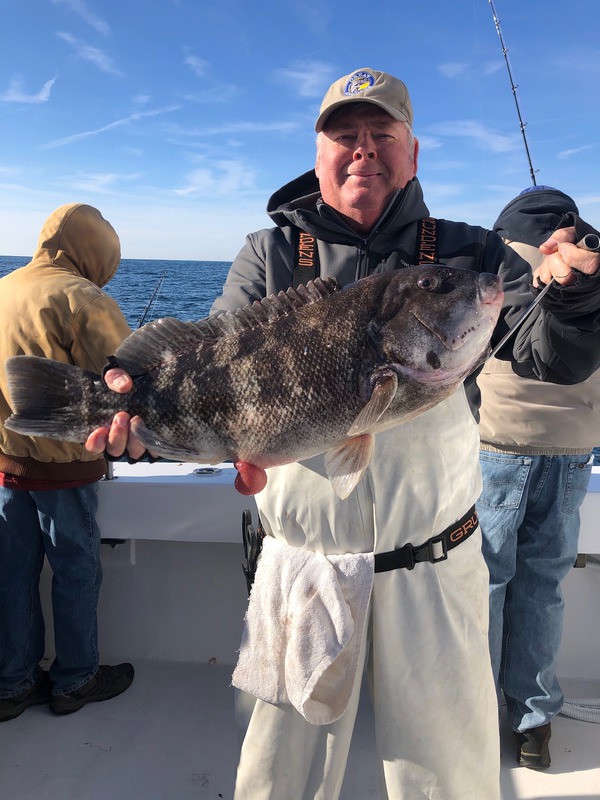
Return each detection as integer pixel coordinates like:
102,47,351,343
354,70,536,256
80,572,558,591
417,275,440,290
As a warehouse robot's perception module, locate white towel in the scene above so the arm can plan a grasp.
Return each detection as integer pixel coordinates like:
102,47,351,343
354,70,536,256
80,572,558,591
231,536,374,725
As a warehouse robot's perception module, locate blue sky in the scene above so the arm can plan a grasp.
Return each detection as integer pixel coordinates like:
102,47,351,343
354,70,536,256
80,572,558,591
1,0,598,261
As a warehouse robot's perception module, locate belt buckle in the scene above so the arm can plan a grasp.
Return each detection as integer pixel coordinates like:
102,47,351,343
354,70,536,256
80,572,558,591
404,543,416,570
427,533,448,563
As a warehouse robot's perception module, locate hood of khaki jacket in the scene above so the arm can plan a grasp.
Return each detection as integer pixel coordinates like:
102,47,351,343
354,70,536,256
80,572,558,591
31,203,121,287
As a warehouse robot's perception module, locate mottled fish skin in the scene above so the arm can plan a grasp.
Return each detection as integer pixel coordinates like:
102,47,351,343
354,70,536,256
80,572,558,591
5,266,503,490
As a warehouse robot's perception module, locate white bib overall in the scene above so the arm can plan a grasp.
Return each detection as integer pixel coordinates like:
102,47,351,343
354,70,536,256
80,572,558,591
234,388,500,800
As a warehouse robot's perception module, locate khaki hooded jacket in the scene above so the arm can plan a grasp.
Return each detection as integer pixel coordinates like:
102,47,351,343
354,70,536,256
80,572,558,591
0,203,132,481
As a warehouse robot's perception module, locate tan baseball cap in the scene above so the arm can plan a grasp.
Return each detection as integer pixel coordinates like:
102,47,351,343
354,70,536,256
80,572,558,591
315,68,413,132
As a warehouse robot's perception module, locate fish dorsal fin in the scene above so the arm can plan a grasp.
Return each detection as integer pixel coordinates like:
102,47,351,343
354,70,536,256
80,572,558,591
113,277,341,375
114,317,208,374
211,277,341,335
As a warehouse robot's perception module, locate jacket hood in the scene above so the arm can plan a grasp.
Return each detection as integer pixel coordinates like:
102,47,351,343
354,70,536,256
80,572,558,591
265,170,428,244
493,187,579,248
266,170,322,227
29,203,121,288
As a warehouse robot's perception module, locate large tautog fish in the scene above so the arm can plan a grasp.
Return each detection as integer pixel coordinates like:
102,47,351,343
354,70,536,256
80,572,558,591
5,265,503,499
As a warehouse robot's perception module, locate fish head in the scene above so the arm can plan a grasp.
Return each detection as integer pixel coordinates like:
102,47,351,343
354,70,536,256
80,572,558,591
368,265,503,389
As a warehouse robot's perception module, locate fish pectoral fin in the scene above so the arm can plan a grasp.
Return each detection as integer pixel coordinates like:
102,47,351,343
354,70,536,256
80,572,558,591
347,371,398,437
324,434,374,500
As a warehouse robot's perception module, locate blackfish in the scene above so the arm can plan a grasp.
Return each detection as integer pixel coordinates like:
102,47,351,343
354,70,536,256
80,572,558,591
5,265,503,499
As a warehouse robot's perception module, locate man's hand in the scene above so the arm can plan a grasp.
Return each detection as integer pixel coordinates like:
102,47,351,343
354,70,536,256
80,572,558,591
85,369,147,459
534,226,600,288
85,410,148,460
85,368,269,495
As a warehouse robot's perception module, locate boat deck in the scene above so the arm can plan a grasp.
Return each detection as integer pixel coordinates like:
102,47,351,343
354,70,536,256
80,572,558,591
2,660,599,799
3,462,599,798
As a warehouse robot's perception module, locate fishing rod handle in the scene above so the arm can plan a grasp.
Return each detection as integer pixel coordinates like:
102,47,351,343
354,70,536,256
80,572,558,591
488,233,599,360
577,234,600,253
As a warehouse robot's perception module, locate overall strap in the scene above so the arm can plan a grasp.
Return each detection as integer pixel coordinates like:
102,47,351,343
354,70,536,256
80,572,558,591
374,505,478,572
291,218,436,286
416,217,439,264
292,227,320,287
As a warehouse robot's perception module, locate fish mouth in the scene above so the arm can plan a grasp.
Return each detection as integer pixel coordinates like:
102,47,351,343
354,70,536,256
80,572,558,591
410,308,497,352
392,360,476,387
374,311,497,388
407,272,503,351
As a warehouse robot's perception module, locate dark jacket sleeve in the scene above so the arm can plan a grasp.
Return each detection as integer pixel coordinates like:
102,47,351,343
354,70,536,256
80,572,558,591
210,227,295,315
210,234,268,314
488,221,600,384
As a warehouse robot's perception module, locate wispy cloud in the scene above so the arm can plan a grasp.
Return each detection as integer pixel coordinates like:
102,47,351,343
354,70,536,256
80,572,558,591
416,135,443,151
425,159,469,172
556,49,600,79
438,60,503,79
427,120,520,154
180,84,239,104
577,192,600,206
288,1,332,38
57,32,121,75
174,158,257,197
421,181,466,201
69,171,143,192
557,144,595,159
41,105,182,148
483,60,504,76
167,120,299,138
183,48,209,78
1,75,57,104
438,63,468,79
273,60,337,98
52,0,110,35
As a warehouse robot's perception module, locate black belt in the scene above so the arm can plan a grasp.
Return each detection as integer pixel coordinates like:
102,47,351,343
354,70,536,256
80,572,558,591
374,505,478,573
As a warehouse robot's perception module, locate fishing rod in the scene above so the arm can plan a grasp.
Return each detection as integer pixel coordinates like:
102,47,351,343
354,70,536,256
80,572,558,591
485,3,600,356
488,234,600,359
136,271,167,328
487,0,538,186
104,269,167,481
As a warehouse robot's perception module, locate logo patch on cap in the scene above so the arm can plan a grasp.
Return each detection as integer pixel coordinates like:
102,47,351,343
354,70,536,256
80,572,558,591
344,70,375,96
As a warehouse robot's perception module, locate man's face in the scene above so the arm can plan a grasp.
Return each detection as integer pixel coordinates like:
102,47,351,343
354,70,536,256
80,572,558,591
315,105,419,233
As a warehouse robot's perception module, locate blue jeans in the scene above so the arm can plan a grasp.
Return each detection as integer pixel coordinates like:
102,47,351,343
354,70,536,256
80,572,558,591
0,483,102,696
476,451,592,732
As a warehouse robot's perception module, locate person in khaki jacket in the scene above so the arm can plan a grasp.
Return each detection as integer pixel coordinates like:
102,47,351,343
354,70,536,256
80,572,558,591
0,204,134,721
476,186,600,770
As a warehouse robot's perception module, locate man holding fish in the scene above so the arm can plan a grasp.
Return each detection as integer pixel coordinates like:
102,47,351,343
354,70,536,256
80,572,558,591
25,69,600,797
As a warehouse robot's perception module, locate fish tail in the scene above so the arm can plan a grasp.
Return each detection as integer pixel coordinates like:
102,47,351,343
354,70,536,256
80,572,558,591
4,356,120,442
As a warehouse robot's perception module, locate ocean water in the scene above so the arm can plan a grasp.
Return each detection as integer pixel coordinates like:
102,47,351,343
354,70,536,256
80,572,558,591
0,256,232,328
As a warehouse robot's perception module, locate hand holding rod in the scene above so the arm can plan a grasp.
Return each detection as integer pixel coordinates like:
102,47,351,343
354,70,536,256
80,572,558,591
488,235,600,359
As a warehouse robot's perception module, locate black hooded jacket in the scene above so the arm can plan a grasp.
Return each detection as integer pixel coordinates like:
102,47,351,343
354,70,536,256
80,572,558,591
493,186,579,248
212,173,600,407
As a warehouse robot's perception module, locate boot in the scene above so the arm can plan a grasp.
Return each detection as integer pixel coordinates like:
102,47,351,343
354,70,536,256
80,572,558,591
0,671,51,722
515,722,551,770
50,663,134,715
